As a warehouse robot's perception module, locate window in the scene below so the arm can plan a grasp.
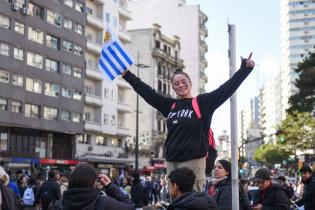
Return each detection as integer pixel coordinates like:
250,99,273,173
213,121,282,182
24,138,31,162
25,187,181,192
45,82,59,97
27,52,43,69
73,90,82,100
25,104,39,118
0,70,9,83
62,64,72,75
47,10,62,27
75,2,84,12
73,45,83,56
96,136,104,145
72,112,81,122
104,88,109,98
112,90,116,101
43,107,57,120
105,13,110,23
29,3,44,19
63,18,72,30
28,27,44,44
111,115,116,126
61,110,70,121
63,40,72,53
104,114,108,124
12,74,23,86
112,16,117,27
12,101,22,113
0,43,9,56
16,0,24,8
46,34,60,49
155,40,160,49
35,138,46,158
64,0,73,7
84,112,91,121
14,21,24,34
74,23,83,35
0,14,10,29
0,132,8,151
0,98,8,111
62,88,71,98
45,58,59,73
14,48,23,61
73,67,82,78
26,78,42,93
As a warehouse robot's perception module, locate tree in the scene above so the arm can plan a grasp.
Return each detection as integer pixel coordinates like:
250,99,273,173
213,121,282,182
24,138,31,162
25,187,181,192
254,144,292,167
288,52,315,114
278,111,315,151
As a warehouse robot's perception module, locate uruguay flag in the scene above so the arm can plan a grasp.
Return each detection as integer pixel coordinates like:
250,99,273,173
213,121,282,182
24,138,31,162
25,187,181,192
98,26,134,81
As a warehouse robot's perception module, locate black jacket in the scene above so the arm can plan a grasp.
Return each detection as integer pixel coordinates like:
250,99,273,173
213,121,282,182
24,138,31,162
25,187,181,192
35,178,61,204
214,178,232,210
167,192,217,210
254,183,290,210
296,177,315,210
130,182,148,208
60,183,134,210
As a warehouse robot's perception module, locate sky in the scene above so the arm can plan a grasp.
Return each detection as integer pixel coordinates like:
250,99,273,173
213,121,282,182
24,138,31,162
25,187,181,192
186,0,281,137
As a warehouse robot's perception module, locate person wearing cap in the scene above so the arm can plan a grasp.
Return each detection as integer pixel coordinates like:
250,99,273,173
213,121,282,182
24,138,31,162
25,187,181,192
251,168,290,210
211,160,250,210
295,166,315,210
276,176,294,199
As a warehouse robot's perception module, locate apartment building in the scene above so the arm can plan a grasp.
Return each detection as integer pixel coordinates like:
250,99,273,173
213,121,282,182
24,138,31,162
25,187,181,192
128,0,208,96
76,0,134,177
0,0,86,170
125,24,184,173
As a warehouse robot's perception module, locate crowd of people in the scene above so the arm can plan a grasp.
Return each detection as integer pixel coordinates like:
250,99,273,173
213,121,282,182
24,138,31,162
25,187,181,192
0,161,314,210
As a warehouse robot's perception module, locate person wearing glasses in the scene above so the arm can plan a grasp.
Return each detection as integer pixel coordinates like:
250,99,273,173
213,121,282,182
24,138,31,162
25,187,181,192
122,53,255,191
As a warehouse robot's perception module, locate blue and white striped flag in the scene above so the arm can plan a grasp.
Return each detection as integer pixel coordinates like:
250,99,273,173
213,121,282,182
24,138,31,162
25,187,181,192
98,26,134,81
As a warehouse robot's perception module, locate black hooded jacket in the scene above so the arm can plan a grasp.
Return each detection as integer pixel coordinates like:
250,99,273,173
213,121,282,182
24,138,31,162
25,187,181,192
296,177,315,210
254,183,290,210
167,192,217,210
60,183,134,210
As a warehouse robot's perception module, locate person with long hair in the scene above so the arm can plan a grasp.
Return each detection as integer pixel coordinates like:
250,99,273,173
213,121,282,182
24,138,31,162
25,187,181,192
122,54,255,191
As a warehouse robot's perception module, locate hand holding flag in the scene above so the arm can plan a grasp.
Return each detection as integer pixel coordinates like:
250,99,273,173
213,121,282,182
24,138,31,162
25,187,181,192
98,26,134,81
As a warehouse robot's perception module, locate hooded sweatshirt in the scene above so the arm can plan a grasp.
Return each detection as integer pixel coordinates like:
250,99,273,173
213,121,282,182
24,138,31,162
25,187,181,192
167,192,217,210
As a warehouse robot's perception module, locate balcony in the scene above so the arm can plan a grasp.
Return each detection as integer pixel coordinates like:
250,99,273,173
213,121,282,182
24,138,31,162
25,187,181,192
85,93,102,107
86,40,102,55
199,40,208,52
84,121,102,132
118,0,132,20
200,56,208,68
87,14,104,30
94,0,104,5
116,127,130,136
117,30,132,43
200,70,208,82
117,99,132,112
152,48,185,68
200,24,208,35
86,65,103,81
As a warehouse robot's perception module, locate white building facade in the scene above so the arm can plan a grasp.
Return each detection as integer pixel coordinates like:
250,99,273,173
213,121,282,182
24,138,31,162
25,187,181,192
127,0,208,96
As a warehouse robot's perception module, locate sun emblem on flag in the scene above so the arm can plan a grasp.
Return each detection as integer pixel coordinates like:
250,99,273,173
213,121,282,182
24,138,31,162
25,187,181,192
104,30,112,43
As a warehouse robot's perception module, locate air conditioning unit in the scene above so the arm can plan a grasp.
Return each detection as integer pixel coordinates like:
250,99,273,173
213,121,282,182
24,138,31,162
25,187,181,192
12,3,19,11
22,7,28,15
88,145,93,151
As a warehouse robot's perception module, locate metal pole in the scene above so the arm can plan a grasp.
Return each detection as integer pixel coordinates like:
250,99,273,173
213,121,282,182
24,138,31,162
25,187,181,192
228,24,239,210
135,52,139,172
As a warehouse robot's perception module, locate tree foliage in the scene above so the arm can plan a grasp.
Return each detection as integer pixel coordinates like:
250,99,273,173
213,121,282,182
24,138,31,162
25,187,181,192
288,52,315,114
254,144,292,167
278,111,315,151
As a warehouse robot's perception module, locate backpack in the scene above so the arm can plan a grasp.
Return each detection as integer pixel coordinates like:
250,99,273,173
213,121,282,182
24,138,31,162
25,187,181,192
171,97,218,176
22,187,35,206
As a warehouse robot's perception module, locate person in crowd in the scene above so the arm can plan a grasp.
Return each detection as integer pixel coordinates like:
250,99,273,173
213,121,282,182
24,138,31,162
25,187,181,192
211,160,250,210
121,177,131,198
57,164,134,210
35,170,61,210
166,167,217,210
251,168,290,210
130,172,148,210
54,171,61,185
7,170,20,198
295,166,315,210
17,175,27,198
122,54,255,191
59,173,69,196
160,178,170,203
276,176,294,199
152,177,161,204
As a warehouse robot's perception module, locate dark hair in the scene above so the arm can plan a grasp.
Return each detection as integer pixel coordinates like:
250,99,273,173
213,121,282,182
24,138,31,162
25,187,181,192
131,172,140,185
168,167,196,193
68,164,97,189
48,170,55,179
277,176,286,182
218,159,231,175
171,69,191,83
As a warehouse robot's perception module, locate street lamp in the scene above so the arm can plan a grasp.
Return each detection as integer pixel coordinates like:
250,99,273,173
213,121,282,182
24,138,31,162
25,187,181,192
134,52,149,172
